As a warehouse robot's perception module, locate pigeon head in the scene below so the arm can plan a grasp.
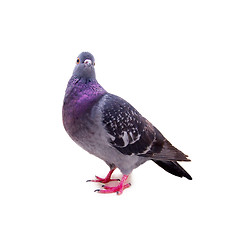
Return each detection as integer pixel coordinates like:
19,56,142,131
73,52,96,81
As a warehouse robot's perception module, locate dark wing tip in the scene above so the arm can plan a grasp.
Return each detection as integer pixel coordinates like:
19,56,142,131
187,175,193,180
153,160,192,180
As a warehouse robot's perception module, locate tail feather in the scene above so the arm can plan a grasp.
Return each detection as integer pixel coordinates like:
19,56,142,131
152,139,190,162
151,139,192,179
153,160,192,180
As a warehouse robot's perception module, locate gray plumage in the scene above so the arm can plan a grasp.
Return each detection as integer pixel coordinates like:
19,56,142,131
62,52,192,192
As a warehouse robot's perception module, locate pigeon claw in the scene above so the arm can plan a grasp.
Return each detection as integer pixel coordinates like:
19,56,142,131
86,168,119,183
96,175,130,195
93,175,120,183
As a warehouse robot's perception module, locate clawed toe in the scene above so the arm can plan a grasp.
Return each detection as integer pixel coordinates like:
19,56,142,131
86,168,120,183
87,176,120,183
94,175,130,195
88,170,130,195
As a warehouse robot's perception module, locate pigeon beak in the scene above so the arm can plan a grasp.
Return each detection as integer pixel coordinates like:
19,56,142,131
84,59,92,66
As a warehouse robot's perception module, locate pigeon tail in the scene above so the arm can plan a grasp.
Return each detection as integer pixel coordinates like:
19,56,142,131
152,160,192,180
152,139,190,162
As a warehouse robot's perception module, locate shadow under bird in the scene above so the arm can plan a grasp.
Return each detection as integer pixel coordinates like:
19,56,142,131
62,52,192,195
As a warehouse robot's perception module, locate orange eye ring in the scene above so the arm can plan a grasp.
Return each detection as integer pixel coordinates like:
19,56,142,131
76,58,80,64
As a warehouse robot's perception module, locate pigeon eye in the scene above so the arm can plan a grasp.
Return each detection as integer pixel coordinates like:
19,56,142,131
76,58,80,64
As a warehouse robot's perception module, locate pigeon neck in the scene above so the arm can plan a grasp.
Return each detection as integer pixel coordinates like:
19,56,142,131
64,76,106,100
76,75,96,84
62,76,107,132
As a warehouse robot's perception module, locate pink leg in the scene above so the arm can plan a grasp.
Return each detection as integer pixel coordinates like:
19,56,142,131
86,168,120,183
95,175,131,195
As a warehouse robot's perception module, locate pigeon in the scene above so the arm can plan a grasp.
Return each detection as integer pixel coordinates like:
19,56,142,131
62,52,192,195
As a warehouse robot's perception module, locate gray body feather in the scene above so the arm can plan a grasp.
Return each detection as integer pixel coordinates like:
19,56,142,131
62,52,192,179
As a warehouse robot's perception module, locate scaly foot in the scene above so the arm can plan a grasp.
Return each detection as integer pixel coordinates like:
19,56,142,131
86,168,120,183
94,175,130,195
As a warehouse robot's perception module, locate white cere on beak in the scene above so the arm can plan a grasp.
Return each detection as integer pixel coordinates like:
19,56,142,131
84,59,92,66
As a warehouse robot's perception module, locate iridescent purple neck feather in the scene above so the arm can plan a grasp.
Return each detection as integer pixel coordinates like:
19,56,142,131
62,76,106,137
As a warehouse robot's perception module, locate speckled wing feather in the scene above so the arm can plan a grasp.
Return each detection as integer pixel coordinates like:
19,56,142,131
102,94,190,162
102,94,165,157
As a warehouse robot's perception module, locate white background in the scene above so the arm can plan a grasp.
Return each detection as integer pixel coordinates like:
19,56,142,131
0,0,239,239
